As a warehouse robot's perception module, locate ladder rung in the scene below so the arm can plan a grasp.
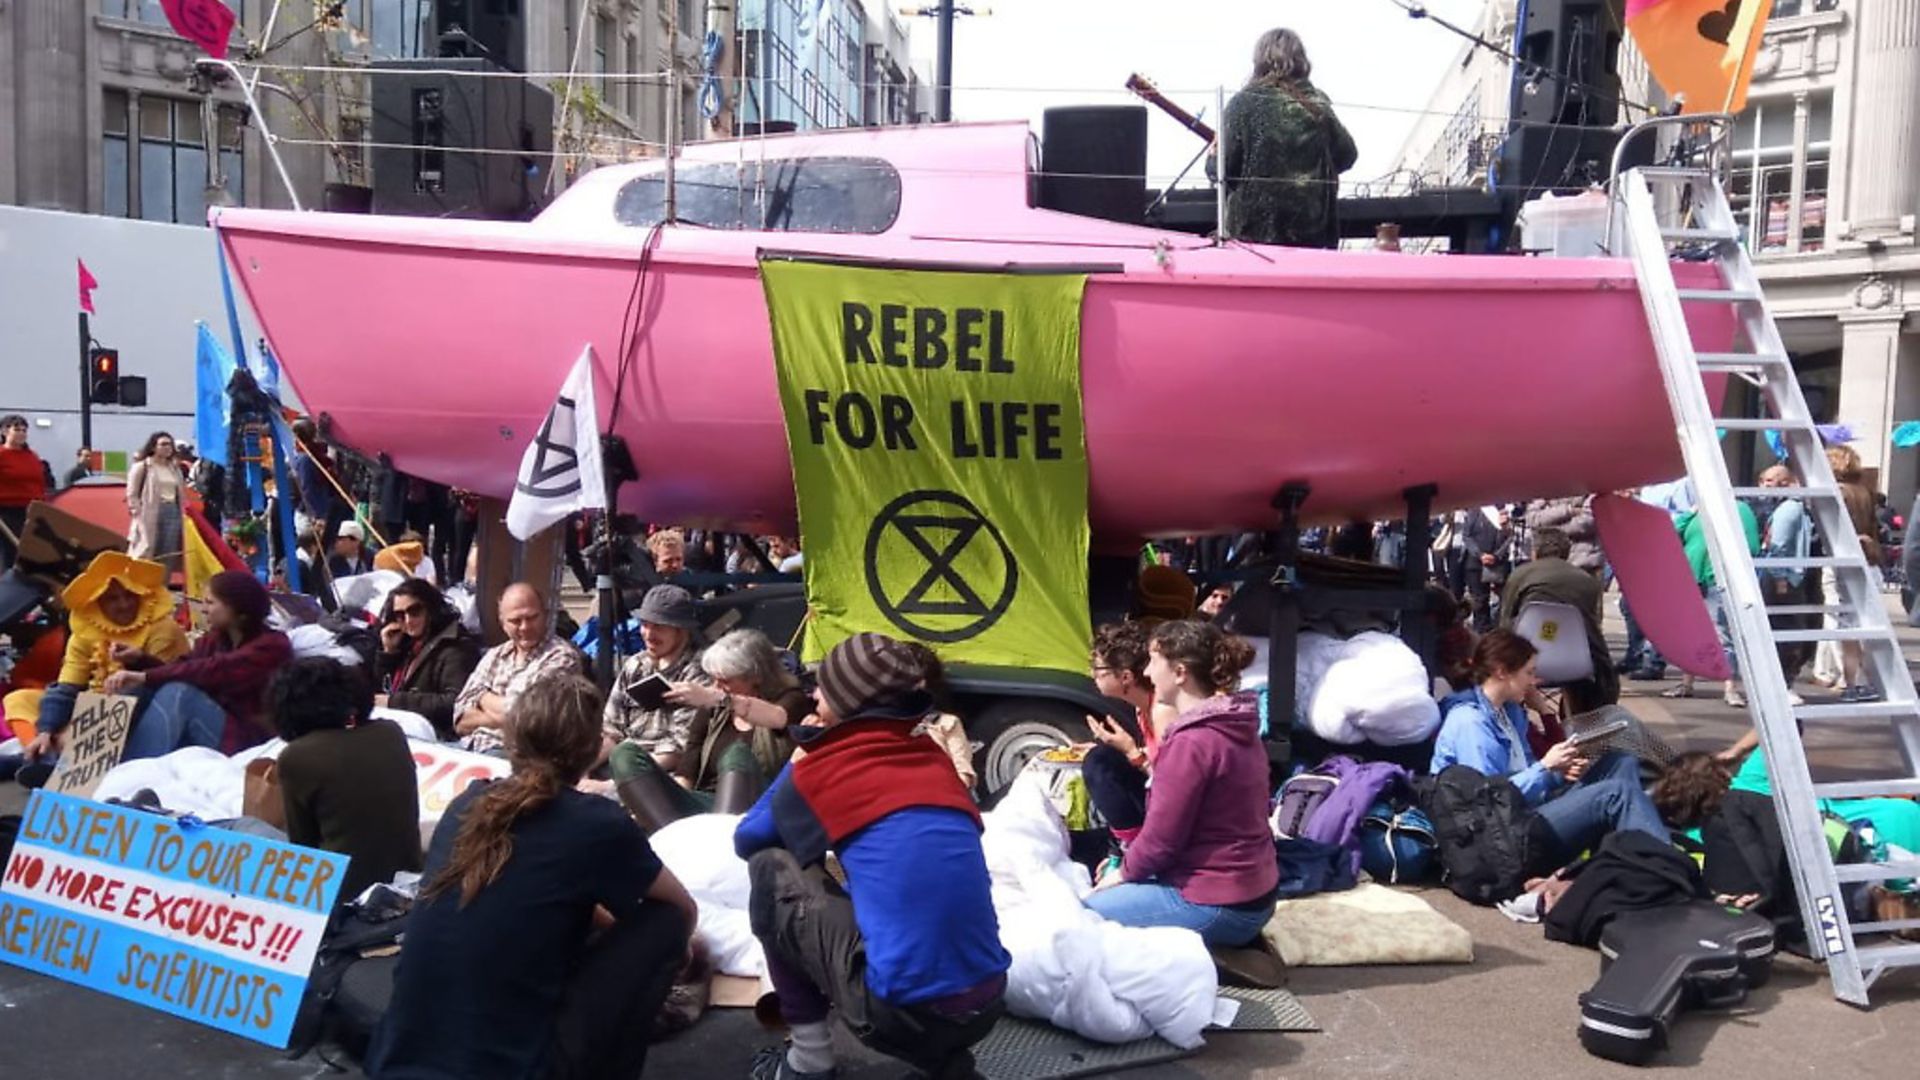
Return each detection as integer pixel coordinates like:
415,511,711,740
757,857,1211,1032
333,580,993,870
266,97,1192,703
1700,353,1790,373
1677,287,1763,303
1716,417,1811,431
1855,917,1920,935
1833,860,1920,885
1853,940,1920,970
1773,627,1890,644
1731,485,1838,500
1663,227,1741,243
1634,167,1712,180
1814,778,1920,800
1794,701,1920,723
1753,556,1864,571
1767,603,1850,615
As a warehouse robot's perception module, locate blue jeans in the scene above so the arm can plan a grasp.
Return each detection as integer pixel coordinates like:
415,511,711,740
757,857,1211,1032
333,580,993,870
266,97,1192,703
1084,882,1271,947
123,683,229,760
1531,752,1667,870
1704,586,1738,678
1619,592,1664,672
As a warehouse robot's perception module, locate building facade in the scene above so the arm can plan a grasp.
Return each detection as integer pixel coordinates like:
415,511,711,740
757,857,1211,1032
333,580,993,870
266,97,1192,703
0,1,697,219
736,0,928,132
1391,0,1920,506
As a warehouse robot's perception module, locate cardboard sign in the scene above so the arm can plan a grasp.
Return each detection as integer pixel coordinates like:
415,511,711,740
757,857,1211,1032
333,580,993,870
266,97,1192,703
15,501,128,594
46,692,138,801
411,740,510,828
0,790,348,1047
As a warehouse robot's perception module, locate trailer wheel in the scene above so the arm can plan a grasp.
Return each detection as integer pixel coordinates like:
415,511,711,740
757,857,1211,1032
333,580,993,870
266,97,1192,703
969,698,1093,797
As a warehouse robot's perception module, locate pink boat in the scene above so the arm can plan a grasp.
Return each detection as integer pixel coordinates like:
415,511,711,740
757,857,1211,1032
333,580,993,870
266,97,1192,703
215,121,1731,539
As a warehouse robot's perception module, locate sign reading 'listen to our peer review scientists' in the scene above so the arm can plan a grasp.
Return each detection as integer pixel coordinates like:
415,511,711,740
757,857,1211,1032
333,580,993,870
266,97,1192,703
762,259,1091,672
0,790,347,1048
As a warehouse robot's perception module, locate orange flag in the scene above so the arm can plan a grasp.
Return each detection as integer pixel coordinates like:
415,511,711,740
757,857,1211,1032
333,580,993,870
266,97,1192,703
1626,0,1775,115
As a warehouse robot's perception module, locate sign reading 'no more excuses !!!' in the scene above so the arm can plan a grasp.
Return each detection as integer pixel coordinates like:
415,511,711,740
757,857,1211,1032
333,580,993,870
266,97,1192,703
761,259,1092,672
0,790,347,1047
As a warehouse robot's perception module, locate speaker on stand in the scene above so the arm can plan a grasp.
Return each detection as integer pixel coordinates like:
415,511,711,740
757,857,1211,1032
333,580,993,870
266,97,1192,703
1037,106,1149,225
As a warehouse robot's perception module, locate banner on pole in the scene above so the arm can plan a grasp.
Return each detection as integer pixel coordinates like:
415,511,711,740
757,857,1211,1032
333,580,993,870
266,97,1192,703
761,259,1091,672
0,790,347,1047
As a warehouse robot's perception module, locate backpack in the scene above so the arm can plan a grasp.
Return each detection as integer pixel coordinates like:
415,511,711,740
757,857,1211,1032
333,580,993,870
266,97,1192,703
1419,764,1533,904
1270,771,1340,841
284,907,407,1062
1359,799,1439,885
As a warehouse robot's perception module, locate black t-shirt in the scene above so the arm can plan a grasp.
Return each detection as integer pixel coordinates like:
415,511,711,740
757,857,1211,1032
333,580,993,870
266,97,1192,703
365,782,663,1079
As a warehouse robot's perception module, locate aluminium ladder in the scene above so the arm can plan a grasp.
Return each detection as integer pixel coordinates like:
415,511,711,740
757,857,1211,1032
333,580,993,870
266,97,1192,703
1614,166,1920,1006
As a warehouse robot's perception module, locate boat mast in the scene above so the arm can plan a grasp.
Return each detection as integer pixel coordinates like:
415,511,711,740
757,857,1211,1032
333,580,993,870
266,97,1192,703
1214,85,1227,243
665,0,680,225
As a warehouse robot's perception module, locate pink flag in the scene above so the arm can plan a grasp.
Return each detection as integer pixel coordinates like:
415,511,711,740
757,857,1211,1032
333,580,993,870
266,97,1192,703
1593,493,1733,680
160,0,236,60
77,259,98,314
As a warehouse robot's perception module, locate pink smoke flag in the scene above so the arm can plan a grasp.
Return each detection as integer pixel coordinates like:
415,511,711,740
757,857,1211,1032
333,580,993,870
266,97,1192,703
160,0,237,60
77,259,98,314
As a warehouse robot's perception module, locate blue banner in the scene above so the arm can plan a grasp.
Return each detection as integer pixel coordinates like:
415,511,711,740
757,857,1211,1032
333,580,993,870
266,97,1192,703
0,790,347,1048
193,323,235,468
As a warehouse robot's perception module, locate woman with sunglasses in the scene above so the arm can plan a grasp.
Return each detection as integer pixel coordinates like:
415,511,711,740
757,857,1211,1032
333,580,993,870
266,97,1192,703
375,578,481,739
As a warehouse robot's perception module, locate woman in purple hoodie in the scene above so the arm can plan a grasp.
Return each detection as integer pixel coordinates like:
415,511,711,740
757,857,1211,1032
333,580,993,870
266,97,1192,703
1083,620,1280,946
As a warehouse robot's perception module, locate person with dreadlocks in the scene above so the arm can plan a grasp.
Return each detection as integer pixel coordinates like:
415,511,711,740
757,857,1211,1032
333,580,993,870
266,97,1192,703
366,674,696,1080
1209,27,1357,248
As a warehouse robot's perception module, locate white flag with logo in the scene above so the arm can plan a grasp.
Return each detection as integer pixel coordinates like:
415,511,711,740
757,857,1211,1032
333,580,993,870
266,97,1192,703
507,345,607,540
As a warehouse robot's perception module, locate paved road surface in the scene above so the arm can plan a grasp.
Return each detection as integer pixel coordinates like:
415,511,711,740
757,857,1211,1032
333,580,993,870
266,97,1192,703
4,597,1918,1078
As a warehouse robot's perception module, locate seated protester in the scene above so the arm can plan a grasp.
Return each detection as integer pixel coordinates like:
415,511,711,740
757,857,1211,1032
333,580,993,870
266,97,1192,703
106,571,293,759
901,643,978,791
268,658,423,904
1082,620,1279,948
451,583,582,754
611,628,805,826
602,585,711,826
1432,629,1666,877
328,520,374,579
1079,621,1179,839
738,633,1008,1080
366,675,697,1080
374,579,481,739
22,552,188,770
1499,526,1616,713
648,529,687,578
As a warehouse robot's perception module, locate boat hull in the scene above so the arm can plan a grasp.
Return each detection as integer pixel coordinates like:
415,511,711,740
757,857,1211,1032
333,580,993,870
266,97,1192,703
217,211,1731,539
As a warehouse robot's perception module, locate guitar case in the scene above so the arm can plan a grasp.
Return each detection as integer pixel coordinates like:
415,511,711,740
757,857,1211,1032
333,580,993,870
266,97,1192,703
1578,900,1776,1065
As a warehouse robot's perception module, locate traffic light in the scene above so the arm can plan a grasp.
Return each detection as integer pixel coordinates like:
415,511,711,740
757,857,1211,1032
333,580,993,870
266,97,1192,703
88,347,120,405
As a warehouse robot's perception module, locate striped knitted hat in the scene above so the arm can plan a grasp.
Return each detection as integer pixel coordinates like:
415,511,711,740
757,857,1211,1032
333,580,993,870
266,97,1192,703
817,632,926,722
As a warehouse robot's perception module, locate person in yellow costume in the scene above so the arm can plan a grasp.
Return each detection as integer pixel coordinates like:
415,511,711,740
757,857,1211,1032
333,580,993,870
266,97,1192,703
18,551,188,764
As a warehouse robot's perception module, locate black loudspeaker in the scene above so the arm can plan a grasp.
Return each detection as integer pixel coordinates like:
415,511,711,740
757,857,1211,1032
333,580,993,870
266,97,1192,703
1511,0,1626,129
1038,106,1148,225
434,0,525,73
1499,122,1650,200
369,58,553,220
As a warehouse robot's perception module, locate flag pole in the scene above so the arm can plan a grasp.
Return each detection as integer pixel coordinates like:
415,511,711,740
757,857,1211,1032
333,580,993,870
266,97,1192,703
594,434,638,690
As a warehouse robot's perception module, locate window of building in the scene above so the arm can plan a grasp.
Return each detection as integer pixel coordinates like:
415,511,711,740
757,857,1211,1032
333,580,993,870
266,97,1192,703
1772,0,1839,17
217,104,245,203
615,157,901,233
1727,91,1832,254
595,16,613,104
365,0,432,60
104,89,131,218
101,1,240,28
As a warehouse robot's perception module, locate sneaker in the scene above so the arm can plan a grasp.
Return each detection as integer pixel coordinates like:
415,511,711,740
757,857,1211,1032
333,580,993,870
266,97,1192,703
749,1045,836,1080
1841,685,1884,704
1628,665,1669,682
1786,691,1806,707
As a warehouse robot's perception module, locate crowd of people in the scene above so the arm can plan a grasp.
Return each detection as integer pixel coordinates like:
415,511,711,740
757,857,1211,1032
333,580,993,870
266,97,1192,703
8,407,1920,1079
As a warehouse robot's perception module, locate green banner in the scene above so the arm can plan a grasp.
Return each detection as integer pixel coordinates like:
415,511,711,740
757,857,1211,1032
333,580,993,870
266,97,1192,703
762,259,1091,673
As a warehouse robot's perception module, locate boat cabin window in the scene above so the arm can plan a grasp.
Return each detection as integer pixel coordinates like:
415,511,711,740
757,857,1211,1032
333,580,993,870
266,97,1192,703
614,157,901,234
